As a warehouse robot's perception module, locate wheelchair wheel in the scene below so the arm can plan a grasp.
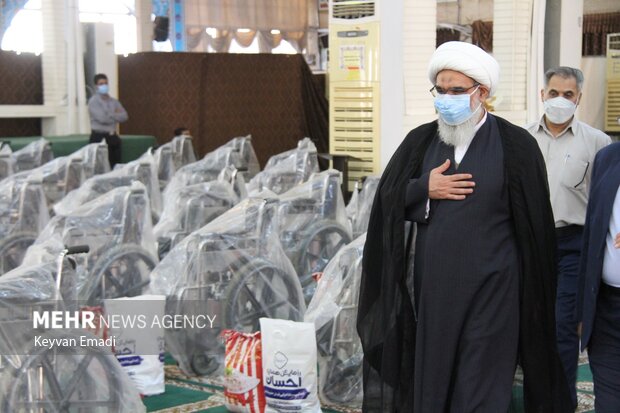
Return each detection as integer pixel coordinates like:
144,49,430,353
2,336,123,412
189,352,220,377
88,243,157,304
0,231,38,274
223,258,304,332
321,355,363,404
295,222,351,301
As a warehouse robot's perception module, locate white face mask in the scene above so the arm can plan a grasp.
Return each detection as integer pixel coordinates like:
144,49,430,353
543,96,577,124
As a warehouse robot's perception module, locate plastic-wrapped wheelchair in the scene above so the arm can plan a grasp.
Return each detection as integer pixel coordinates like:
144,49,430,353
164,136,258,200
150,197,305,376
0,176,49,274
71,142,111,179
0,248,145,412
54,150,162,220
153,135,198,191
170,134,197,169
12,138,54,173
346,175,380,238
247,137,319,195
304,234,365,406
277,170,352,302
154,166,246,259
153,143,175,191
16,155,86,215
220,135,260,180
0,142,15,181
26,182,158,305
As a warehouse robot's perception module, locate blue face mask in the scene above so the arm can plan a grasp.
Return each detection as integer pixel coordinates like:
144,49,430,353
97,84,109,95
434,86,481,125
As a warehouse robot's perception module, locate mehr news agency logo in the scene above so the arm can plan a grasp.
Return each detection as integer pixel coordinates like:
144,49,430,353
31,310,217,349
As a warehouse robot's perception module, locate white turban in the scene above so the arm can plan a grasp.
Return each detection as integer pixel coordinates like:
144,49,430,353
428,41,500,97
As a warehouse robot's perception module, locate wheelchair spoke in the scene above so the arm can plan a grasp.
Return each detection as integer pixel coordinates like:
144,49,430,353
60,354,94,404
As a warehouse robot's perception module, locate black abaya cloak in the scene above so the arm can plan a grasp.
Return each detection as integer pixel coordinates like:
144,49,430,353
356,115,572,412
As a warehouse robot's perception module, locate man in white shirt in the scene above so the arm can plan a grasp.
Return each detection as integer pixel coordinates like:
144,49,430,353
526,66,611,405
577,142,620,413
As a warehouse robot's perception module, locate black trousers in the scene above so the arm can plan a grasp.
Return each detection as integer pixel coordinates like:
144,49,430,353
588,283,620,413
555,225,583,406
89,131,121,168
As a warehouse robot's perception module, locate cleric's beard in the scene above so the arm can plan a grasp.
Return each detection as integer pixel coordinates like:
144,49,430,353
437,106,482,147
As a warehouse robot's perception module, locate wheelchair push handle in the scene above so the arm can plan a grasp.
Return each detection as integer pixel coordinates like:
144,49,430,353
65,245,90,255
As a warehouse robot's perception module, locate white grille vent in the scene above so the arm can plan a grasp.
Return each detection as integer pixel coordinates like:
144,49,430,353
332,0,376,20
330,84,380,188
605,33,620,131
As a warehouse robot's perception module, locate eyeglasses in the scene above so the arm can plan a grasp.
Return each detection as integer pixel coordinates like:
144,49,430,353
429,83,480,97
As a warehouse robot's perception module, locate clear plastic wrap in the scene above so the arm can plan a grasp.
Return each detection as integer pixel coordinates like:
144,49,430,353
0,261,146,413
154,166,245,258
24,182,158,305
220,135,260,180
346,176,380,238
171,134,197,168
164,136,256,199
304,233,366,407
247,137,319,195
12,137,54,172
0,175,49,274
276,170,352,302
71,142,111,179
54,150,162,219
0,142,15,181
149,196,305,377
12,155,86,214
153,142,176,190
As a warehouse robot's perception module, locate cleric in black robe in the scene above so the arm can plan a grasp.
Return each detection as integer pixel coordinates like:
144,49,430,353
357,41,572,412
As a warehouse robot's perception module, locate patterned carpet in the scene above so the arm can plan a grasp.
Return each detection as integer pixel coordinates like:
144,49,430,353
143,354,595,412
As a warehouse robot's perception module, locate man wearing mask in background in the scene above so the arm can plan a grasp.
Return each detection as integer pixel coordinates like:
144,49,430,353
357,41,571,412
526,66,611,405
88,73,128,167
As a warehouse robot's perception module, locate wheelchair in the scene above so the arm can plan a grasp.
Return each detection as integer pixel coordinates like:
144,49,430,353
27,183,158,306
164,137,252,200
247,137,319,195
346,175,380,238
54,151,162,221
277,170,352,303
0,142,15,181
221,135,260,180
153,143,176,191
0,177,49,274
150,197,305,377
170,134,197,169
304,234,366,406
0,247,145,412
154,167,245,259
22,156,86,216
12,138,54,173
71,142,111,179
154,135,199,191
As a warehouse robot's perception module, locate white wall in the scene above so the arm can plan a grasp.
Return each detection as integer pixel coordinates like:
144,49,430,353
379,0,406,169
491,0,532,126
578,56,607,131
437,0,494,24
401,0,437,149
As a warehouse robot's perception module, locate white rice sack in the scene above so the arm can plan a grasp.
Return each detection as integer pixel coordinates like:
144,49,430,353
104,295,166,396
260,318,322,413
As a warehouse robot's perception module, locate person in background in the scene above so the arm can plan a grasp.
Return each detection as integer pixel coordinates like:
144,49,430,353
577,142,620,413
173,127,191,137
88,73,128,168
526,66,611,405
357,41,571,412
